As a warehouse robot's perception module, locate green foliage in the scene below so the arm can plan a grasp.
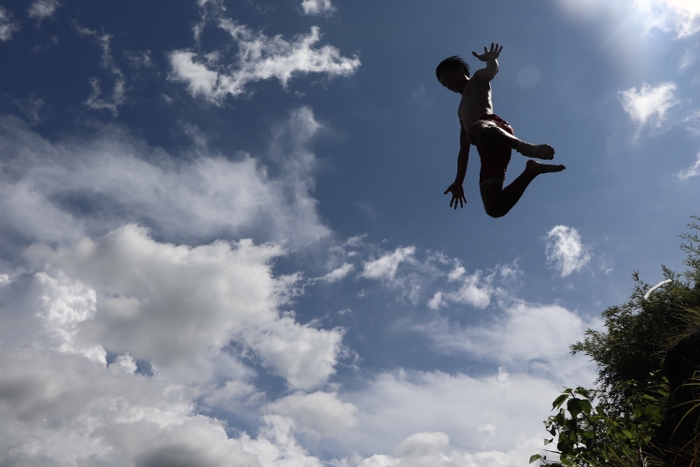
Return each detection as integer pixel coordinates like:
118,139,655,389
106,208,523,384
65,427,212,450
572,267,699,407
532,218,700,467
531,383,667,467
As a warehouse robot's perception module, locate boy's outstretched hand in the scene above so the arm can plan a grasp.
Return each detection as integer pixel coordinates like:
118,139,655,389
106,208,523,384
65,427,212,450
444,182,467,209
472,43,503,62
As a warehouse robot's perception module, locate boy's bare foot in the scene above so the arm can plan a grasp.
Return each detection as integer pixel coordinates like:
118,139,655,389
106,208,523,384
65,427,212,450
517,142,555,160
525,159,565,174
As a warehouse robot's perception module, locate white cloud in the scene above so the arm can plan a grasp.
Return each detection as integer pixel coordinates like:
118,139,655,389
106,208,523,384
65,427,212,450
361,247,416,281
420,302,598,382
357,436,547,467
344,369,566,459
0,108,329,248
301,0,335,15
443,270,494,309
428,263,520,310
545,225,591,277
678,152,700,179
85,75,125,116
619,82,678,133
245,415,325,467
0,219,346,461
0,350,326,466
266,391,359,435
395,432,449,457
169,21,360,104
33,268,106,362
318,262,355,283
0,7,20,41
25,224,343,389
632,0,700,38
28,0,60,21
427,291,444,309
72,26,126,116
333,297,599,462
242,315,344,390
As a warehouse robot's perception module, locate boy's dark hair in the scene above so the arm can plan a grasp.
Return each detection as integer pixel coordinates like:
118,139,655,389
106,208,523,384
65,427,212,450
435,56,470,80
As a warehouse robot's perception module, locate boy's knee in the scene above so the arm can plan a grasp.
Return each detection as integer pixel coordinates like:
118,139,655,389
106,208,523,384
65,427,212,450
484,205,505,218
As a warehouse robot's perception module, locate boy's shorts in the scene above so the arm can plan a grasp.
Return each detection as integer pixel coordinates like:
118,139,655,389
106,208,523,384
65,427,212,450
476,113,514,185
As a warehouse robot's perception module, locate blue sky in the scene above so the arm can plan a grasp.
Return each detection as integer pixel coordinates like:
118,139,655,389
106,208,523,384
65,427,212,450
0,0,699,465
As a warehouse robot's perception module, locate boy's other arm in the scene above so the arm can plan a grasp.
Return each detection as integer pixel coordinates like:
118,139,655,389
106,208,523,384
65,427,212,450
444,125,470,209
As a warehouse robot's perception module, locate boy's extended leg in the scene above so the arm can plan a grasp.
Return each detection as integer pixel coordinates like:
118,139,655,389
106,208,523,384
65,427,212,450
480,160,565,218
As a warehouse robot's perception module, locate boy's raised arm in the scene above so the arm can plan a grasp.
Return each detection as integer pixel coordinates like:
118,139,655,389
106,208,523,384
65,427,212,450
471,43,502,81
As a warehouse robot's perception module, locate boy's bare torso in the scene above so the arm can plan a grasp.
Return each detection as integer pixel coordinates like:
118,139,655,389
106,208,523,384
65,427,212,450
458,74,495,132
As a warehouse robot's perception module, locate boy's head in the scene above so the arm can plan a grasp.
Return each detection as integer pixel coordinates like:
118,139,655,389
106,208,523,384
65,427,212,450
435,56,470,81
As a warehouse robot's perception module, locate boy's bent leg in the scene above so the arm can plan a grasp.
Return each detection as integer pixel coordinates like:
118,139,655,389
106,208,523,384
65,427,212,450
480,160,566,218
469,121,555,160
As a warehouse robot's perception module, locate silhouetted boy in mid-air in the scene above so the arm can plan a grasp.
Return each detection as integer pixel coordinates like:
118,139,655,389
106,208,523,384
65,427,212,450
437,43,565,217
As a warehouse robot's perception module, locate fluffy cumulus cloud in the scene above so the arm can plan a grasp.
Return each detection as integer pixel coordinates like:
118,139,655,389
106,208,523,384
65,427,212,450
545,225,591,277
0,6,20,41
301,0,335,15
0,242,340,465
0,351,253,466
619,82,678,133
0,109,328,250
169,19,360,104
0,96,361,464
28,0,60,21
0,348,330,466
23,224,342,387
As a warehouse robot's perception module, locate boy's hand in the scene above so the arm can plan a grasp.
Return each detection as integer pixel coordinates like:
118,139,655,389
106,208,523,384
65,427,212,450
444,182,467,209
472,43,503,62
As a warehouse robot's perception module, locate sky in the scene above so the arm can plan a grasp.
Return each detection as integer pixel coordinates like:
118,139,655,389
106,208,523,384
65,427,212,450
0,0,699,466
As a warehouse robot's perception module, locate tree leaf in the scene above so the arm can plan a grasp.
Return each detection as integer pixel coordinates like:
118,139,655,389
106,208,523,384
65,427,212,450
552,393,569,410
